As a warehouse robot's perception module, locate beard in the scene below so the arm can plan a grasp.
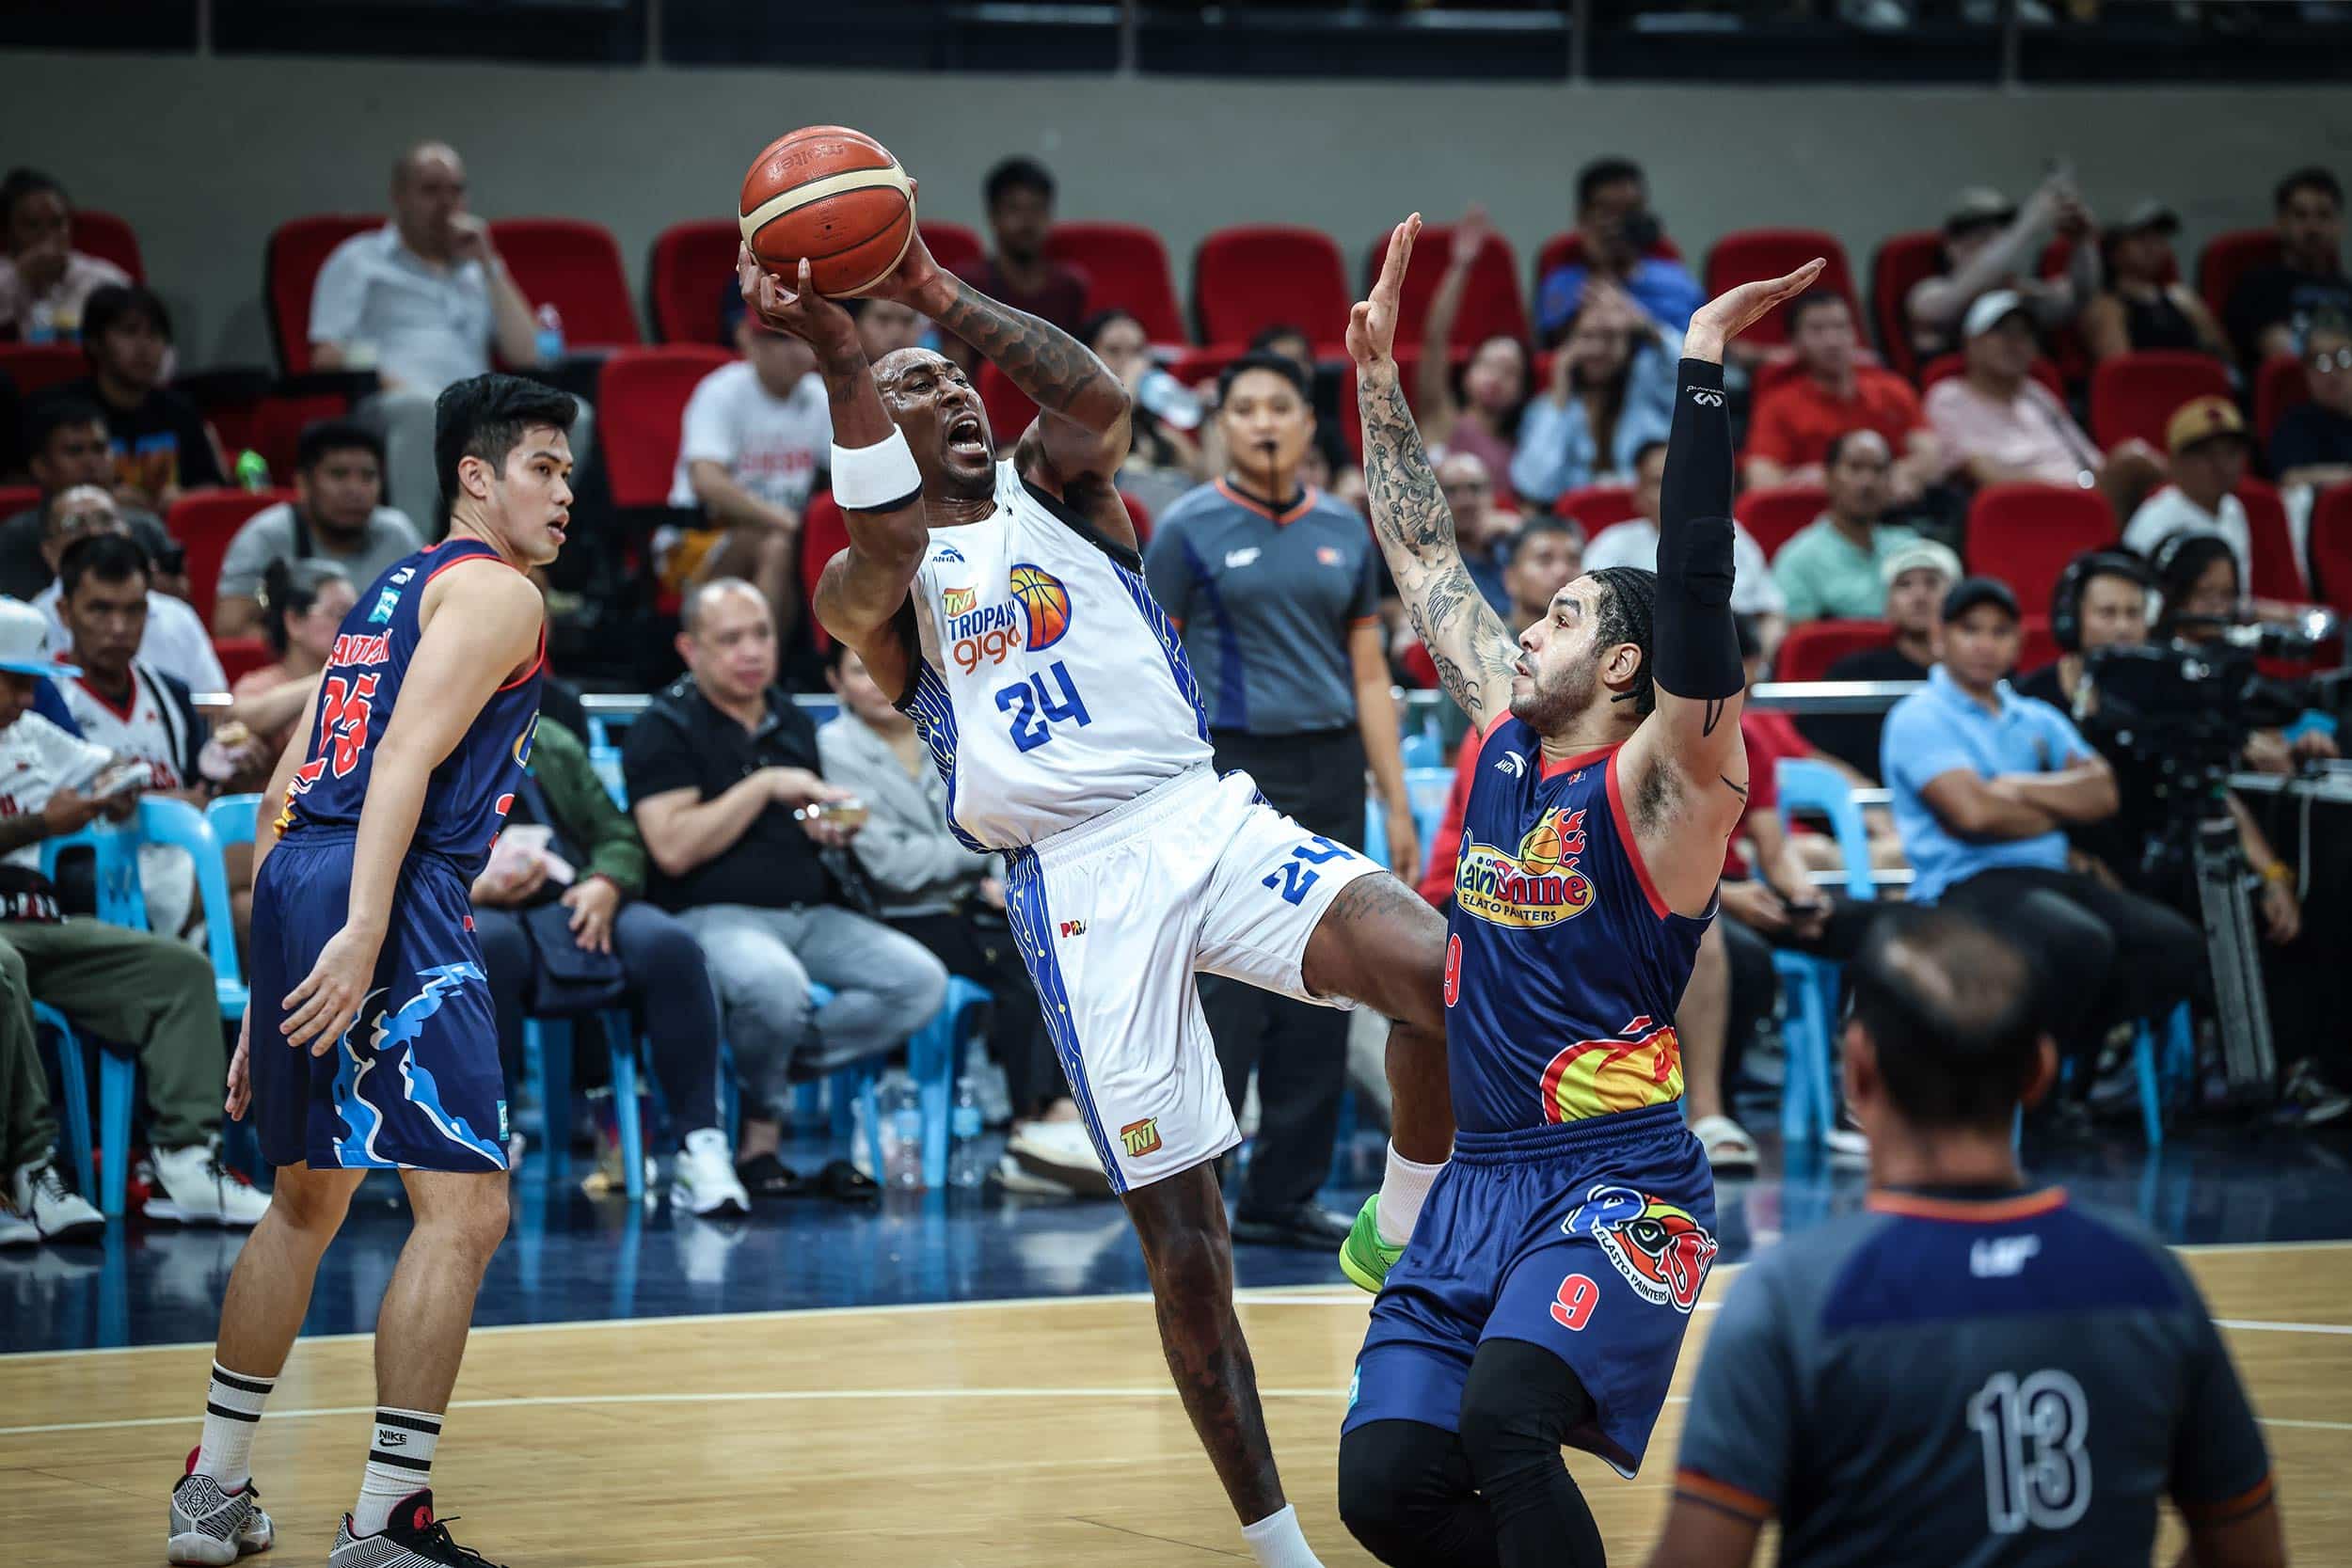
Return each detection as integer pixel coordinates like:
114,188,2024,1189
1510,649,1597,735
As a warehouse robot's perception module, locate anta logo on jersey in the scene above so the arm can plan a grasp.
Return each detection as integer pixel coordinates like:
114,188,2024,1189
1562,1183,1716,1314
329,631,391,668
1454,807,1595,929
1540,1013,1683,1122
945,562,1073,673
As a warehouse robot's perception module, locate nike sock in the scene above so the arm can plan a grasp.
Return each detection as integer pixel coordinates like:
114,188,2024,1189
193,1362,275,1488
1242,1502,1325,1568
1376,1143,1446,1248
353,1407,441,1536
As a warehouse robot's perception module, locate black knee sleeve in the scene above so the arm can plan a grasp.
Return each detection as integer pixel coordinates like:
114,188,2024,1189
1339,1420,1498,1568
1459,1340,1608,1568
1654,358,1744,705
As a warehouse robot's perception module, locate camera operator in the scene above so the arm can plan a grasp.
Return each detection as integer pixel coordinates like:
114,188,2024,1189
2150,534,2341,775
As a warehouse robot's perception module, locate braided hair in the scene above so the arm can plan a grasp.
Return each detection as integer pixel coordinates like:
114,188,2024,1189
1585,564,1659,717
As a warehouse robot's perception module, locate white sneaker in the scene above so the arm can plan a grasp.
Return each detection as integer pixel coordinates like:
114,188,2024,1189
1823,1118,1870,1164
148,1143,271,1227
12,1157,103,1242
167,1449,274,1565
1004,1120,1112,1196
668,1128,750,1217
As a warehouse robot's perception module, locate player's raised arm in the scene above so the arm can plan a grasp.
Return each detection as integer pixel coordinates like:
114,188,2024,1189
1348,214,1519,730
1617,258,1824,909
741,249,931,699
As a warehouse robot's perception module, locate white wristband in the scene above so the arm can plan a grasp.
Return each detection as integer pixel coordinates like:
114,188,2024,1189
830,427,925,512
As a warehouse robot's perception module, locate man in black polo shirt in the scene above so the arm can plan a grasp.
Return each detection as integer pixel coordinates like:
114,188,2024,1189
623,578,947,1196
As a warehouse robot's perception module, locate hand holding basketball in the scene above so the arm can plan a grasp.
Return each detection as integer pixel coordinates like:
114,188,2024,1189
1347,213,1423,376
855,218,951,313
739,125,918,298
738,245,859,357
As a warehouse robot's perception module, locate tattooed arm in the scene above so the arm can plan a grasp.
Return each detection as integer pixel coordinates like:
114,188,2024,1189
1347,216,1521,731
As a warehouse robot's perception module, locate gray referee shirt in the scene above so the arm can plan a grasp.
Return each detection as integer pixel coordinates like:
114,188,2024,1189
1673,1186,2272,1566
1143,479,1381,736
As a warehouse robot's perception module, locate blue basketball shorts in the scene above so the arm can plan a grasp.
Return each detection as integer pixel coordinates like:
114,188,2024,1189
246,829,508,1172
1343,1101,1718,1478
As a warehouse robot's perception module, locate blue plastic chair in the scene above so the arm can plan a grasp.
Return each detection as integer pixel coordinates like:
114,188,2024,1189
522,1009,647,1195
1770,759,1876,1145
909,975,993,1188
2133,1001,2194,1148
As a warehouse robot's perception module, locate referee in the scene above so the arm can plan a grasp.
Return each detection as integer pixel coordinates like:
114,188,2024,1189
1649,906,2284,1568
1144,351,1417,1250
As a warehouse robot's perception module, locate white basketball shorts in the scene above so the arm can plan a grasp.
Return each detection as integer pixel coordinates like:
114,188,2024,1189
1001,764,1382,1195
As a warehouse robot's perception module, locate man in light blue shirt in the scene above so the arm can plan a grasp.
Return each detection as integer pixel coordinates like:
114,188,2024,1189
1533,157,1704,344
1768,430,1923,623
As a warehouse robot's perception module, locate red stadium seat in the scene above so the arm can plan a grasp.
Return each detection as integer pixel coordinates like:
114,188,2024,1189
0,344,87,400
488,219,640,348
1194,226,1351,349
2254,354,2312,448
922,222,985,279
212,637,277,687
977,361,1038,453
2309,483,2352,616
1168,344,1249,388
1963,483,2118,611
648,219,740,347
71,211,144,282
1045,222,1186,346
801,491,850,652
2237,478,2306,603
1868,230,1942,381
1704,230,1856,350
246,392,353,486
1917,352,2066,401
596,347,732,511
1551,483,1640,531
1369,224,1528,354
1773,618,1891,683
2197,229,2281,325
1736,483,1828,562
1121,490,1153,546
170,489,295,627
0,484,39,521
2089,351,2232,451
265,214,380,375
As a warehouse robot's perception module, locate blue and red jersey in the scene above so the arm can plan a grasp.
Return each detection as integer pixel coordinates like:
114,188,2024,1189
1442,715,1713,1134
278,537,543,879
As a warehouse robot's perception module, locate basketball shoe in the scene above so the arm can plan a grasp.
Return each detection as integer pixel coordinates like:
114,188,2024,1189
330,1490,506,1567
1339,1195,1404,1293
167,1449,275,1564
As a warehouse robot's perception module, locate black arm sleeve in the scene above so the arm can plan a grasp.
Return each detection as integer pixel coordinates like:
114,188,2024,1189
1652,357,1745,704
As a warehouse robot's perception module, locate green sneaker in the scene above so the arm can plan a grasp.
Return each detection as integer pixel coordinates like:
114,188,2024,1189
1339,1195,1404,1294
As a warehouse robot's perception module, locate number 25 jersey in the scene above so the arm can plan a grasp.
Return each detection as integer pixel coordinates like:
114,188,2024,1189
901,461,1214,851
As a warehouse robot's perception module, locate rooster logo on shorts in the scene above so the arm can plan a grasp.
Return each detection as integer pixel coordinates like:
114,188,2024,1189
1562,1183,1717,1314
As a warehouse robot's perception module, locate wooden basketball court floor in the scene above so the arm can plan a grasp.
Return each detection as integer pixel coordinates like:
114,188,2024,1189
5,1241,2348,1566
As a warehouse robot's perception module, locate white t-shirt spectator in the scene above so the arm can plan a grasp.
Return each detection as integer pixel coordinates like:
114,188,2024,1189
309,226,494,395
2122,486,2251,589
31,583,227,694
667,362,831,513
1580,518,1788,617
0,251,131,340
0,710,112,861
57,664,204,939
215,502,422,603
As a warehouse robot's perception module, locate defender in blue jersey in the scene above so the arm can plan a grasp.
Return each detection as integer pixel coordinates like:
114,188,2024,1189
1336,216,1828,1568
168,375,575,1568
1650,908,2285,1568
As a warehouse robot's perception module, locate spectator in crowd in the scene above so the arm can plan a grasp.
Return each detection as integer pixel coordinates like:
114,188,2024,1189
309,141,592,523
2225,166,2351,366
2270,313,2352,492
213,421,419,638
1882,576,2204,1120
950,157,1088,345
622,578,945,1199
1795,538,1960,781
1415,207,1532,493
818,643,1102,1196
1770,431,1927,623
29,487,222,692
1145,350,1413,1250
52,284,224,510
0,942,108,1245
1581,440,1786,644
1906,175,2099,362
843,296,926,363
469,713,753,1215
1925,291,2164,519
1511,282,1679,504
1741,293,1941,499
0,366,21,481
0,398,173,601
1534,155,1702,343
2144,531,2338,775
2123,395,2255,583
664,288,832,649
0,168,130,343
1432,451,1521,618
0,595,266,1225
2081,201,2231,364
1081,309,1207,520
230,560,355,758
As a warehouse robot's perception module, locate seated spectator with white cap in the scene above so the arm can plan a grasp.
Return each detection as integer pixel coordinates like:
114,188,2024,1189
28,486,225,694
1793,536,1961,784
2122,395,2256,585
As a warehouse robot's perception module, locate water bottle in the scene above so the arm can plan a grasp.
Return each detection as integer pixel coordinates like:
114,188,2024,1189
881,1074,923,1190
1136,366,1203,432
533,302,566,364
948,1078,986,1189
24,300,56,346
234,451,270,492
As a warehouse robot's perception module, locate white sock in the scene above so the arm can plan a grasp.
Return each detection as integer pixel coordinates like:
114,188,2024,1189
353,1406,440,1536
1241,1502,1324,1568
1376,1143,1447,1247
193,1362,275,1487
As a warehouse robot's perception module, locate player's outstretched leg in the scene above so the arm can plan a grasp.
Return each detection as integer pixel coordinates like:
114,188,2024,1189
328,1169,513,1568
170,1162,363,1565
1124,1162,1325,1568
1299,874,1453,1291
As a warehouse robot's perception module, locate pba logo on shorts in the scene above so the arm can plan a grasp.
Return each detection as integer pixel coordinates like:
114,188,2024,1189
1454,807,1595,930
1563,1183,1717,1314
1540,1014,1683,1122
944,562,1073,673
1120,1117,1162,1158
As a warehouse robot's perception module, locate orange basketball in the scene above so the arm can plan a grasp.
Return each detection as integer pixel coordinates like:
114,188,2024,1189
738,125,915,298
1009,564,1071,650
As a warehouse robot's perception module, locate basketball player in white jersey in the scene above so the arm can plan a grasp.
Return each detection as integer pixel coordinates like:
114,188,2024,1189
739,230,1452,1568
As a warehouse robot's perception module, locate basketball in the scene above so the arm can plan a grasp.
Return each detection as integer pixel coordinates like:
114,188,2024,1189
738,124,915,297
1009,564,1071,649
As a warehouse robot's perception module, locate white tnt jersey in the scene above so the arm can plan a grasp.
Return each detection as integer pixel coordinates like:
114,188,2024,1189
902,461,1214,851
